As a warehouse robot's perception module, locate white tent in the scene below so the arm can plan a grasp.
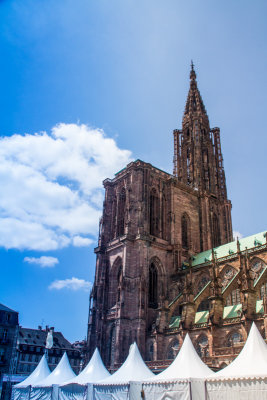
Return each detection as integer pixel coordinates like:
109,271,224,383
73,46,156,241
141,334,214,400
206,322,267,400
154,334,213,380
61,348,110,385
94,342,154,400
30,353,76,400
12,356,51,400
59,348,110,400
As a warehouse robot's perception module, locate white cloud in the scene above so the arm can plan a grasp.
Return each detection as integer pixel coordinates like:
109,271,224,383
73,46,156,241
72,236,94,247
24,256,59,268
233,230,243,240
0,123,132,251
48,277,92,291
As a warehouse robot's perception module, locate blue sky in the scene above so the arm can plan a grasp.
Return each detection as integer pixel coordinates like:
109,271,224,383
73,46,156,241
1,0,267,342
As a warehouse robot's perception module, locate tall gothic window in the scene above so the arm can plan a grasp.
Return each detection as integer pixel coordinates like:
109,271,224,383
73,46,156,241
226,288,241,306
197,297,210,312
150,189,159,237
167,339,180,360
161,194,167,240
108,325,116,368
250,258,266,283
117,266,122,303
111,195,117,239
212,213,221,248
117,188,126,236
186,148,191,183
261,283,267,299
149,263,158,308
196,335,209,357
182,213,190,249
227,331,242,347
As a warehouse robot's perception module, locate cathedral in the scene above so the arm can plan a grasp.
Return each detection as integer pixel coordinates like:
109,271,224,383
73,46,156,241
87,64,267,371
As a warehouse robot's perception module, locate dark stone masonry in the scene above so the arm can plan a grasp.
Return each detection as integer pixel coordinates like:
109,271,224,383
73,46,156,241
87,65,267,372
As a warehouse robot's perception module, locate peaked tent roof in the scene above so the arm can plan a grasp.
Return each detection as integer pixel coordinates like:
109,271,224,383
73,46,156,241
33,352,76,387
15,355,51,388
210,322,267,379
150,334,213,380
98,342,154,384
61,348,110,385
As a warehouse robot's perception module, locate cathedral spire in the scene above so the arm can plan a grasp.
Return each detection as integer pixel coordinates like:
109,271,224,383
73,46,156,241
183,62,208,124
173,64,229,196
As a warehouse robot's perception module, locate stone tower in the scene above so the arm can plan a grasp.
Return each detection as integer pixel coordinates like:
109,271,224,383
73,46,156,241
173,63,232,249
87,65,233,368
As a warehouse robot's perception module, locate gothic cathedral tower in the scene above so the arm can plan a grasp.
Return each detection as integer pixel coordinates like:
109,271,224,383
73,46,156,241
87,65,233,367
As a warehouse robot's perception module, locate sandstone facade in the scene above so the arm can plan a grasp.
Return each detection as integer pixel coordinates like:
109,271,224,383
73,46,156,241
87,65,267,371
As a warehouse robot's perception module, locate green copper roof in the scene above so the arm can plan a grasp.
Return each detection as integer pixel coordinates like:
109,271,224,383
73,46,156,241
223,304,242,319
192,231,266,267
256,299,264,314
194,310,209,324
169,316,181,328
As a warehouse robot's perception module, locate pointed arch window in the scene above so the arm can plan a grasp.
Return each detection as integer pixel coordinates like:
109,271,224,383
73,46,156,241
108,325,116,368
227,331,242,347
117,188,126,237
261,283,267,299
226,288,241,306
111,195,117,239
167,339,180,360
197,297,210,312
196,335,209,357
181,213,190,249
161,193,167,240
149,263,158,308
212,213,221,248
150,189,159,237
251,258,266,283
117,265,122,303
186,148,191,183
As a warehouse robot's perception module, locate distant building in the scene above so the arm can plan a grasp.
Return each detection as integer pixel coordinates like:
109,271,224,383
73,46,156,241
0,304,83,400
0,304,19,400
17,326,81,375
0,304,19,378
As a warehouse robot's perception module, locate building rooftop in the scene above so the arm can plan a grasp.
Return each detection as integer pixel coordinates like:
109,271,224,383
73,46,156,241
18,327,73,349
192,231,267,267
0,303,17,313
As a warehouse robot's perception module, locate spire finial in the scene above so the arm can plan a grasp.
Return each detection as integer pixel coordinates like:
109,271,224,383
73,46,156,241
190,60,196,80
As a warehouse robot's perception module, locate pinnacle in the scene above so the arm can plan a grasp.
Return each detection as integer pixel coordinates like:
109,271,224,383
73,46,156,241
183,63,207,119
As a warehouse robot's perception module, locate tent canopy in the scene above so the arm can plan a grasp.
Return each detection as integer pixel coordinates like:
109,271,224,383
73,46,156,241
15,355,51,388
98,342,154,384
61,348,110,385
33,352,76,387
149,333,213,381
210,322,267,379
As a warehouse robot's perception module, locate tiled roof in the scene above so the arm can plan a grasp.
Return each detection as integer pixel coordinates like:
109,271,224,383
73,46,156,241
18,327,73,349
192,231,266,267
223,304,242,319
195,310,209,324
169,316,181,329
256,299,264,314
0,303,17,313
